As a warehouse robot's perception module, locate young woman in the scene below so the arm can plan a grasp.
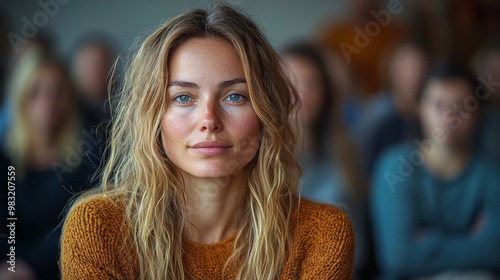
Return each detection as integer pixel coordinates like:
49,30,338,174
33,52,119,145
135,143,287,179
60,4,355,280
371,61,500,279
0,50,94,280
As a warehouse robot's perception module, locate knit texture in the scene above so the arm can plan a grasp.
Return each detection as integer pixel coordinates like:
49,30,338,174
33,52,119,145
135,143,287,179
61,196,355,279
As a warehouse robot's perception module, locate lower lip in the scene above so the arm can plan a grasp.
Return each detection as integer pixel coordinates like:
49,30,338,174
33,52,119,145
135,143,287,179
191,147,230,156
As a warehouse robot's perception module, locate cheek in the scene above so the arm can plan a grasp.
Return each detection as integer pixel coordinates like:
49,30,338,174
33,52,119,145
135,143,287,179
234,110,260,136
161,111,192,156
428,109,443,126
420,106,435,126
29,99,47,121
458,114,478,134
227,109,261,153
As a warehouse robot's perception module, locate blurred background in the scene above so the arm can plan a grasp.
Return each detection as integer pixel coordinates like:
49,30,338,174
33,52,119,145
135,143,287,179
0,0,499,279
1,0,348,55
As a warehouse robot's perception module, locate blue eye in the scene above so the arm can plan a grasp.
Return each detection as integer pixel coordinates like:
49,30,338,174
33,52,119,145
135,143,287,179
174,95,194,103
226,94,244,102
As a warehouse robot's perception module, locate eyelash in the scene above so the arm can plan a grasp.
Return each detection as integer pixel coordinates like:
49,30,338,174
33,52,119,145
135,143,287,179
173,94,194,103
224,93,246,103
172,92,247,104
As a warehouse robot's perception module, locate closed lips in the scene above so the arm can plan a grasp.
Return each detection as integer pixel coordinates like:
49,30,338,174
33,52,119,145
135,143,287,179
190,141,232,148
190,141,233,156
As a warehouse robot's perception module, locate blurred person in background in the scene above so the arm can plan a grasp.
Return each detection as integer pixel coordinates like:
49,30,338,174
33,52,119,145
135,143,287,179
0,35,54,142
472,40,500,161
0,50,94,280
283,43,369,278
319,0,409,97
365,41,430,174
371,60,500,280
322,49,366,149
72,35,115,130
71,35,117,168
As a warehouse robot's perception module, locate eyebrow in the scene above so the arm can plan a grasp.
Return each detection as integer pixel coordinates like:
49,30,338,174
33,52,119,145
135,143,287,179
168,78,246,89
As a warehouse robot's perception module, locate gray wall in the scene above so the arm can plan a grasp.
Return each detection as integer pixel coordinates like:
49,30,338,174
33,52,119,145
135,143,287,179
1,0,347,58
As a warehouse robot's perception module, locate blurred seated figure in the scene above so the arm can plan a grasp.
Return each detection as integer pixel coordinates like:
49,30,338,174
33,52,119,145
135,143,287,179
371,60,500,280
322,49,366,149
0,50,95,280
72,35,115,130
283,43,369,277
472,40,500,161
364,41,430,174
72,35,116,166
319,0,409,96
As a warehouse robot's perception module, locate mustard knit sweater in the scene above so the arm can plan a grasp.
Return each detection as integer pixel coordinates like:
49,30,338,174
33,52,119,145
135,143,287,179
61,197,355,279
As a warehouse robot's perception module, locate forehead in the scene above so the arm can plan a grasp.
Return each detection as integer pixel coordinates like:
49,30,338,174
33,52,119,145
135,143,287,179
167,37,244,82
424,78,474,102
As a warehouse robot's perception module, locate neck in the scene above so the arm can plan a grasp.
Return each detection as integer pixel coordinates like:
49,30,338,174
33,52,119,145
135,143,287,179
425,142,472,179
393,90,416,121
182,168,249,245
29,128,61,169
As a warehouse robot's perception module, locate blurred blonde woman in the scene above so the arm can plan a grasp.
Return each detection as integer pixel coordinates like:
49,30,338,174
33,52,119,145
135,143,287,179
4,50,80,175
60,3,355,280
0,50,93,280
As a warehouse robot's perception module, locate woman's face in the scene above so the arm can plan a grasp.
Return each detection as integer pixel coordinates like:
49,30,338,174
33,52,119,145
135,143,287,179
419,79,479,147
161,38,261,179
27,64,72,133
285,55,325,125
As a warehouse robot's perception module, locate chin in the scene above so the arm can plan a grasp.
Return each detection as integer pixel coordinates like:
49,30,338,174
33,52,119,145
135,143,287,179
183,161,246,178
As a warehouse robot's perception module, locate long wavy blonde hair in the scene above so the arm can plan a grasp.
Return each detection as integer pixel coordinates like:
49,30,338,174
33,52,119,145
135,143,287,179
64,3,301,279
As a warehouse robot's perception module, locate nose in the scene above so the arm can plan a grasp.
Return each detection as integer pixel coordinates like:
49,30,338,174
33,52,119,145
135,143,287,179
199,99,222,132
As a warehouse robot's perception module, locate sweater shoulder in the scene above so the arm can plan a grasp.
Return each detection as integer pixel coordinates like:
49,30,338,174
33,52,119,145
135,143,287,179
64,196,127,235
284,198,355,279
292,198,354,241
71,195,124,220
61,195,137,279
295,198,349,221
62,195,129,252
